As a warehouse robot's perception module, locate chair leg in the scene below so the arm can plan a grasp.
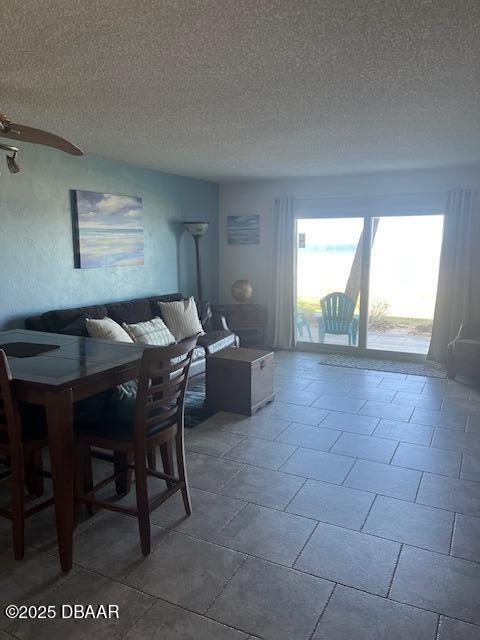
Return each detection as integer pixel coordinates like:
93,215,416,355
10,450,25,561
134,451,151,556
83,446,95,516
74,444,94,522
114,452,132,496
175,432,191,516
147,448,157,471
25,450,44,498
160,442,174,488
74,445,85,526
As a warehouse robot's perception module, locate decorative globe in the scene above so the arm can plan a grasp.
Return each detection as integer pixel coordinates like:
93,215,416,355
231,279,253,302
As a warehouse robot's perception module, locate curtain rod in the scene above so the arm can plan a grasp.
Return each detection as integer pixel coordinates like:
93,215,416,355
289,190,447,203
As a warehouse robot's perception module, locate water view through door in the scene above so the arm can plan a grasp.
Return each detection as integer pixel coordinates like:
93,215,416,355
296,214,444,355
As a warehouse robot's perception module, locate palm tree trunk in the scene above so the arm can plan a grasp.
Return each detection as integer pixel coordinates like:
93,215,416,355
344,218,380,307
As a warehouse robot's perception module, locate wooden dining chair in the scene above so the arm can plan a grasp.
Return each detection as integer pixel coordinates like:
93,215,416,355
74,337,197,556
0,350,54,560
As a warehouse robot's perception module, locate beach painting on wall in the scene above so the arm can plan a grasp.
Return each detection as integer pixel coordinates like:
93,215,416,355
227,215,260,245
72,190,144,268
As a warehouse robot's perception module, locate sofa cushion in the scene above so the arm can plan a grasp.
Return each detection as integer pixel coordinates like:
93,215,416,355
107,297,153,325
198,331,237,355
58,314,91,337
42,304,108,332
454,339,480,362
24,315,46,332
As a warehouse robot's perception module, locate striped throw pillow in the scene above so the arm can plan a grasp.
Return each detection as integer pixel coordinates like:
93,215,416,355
123,316,176,346
85,317,133,342
157,296,205,341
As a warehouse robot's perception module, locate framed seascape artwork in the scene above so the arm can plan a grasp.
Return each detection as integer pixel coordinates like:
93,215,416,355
227,215,260,245
71,190,144,268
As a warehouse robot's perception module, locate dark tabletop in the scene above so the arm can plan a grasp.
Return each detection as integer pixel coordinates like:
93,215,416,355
0,329,145,389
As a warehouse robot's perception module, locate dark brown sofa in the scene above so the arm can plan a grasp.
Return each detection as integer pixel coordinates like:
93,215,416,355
24,293,238,382
447,321,480,380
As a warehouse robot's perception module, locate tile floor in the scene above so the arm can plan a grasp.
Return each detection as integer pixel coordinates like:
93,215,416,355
1,350,480,639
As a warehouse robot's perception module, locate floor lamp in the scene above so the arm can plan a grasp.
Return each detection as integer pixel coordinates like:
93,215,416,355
184,221,209,301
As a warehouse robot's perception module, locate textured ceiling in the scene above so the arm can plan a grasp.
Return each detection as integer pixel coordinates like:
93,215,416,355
1,0,480,181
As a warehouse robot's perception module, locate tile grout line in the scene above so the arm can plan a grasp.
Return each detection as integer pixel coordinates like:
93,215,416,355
308,582,338,640
388,440,401,464
385,543,403,599
459,451,464,480
282,476,309,513
413,471,424,502
359,493,378,532
278,444,301,470
212,500,250,542
215,462,247,492
203,553,249,615
291,520,320,569
326,428,344,452
448,513,457,557
117,596,158,640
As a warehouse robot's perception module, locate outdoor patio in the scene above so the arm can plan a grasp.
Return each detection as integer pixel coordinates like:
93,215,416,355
296,317,431,355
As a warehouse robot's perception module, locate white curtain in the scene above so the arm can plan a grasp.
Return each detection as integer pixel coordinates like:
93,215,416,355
267,197,296,349
428,189,478,362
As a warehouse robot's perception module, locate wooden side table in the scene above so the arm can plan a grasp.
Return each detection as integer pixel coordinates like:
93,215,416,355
212,304,267,348
206,347,275,416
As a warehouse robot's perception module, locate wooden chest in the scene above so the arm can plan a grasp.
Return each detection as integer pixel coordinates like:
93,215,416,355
206,347,275,416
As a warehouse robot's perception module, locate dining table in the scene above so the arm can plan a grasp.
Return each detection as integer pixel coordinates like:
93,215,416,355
0,328,146,572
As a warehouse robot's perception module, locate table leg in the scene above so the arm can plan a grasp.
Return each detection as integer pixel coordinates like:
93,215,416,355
45,388,74,572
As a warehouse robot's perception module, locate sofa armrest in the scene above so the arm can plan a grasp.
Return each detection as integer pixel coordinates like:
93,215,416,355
456,322,480,341
210,312,231,332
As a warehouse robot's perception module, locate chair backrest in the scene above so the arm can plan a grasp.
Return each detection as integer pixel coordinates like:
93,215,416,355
320,292,355,333
133,337,198,443
0,350,22,450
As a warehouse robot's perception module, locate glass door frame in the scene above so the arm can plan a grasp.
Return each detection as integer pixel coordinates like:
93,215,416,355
295,211,444,361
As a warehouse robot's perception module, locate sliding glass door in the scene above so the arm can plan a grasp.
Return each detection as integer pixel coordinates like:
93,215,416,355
367,215,443,354
296,213,444,357
296,218,363,348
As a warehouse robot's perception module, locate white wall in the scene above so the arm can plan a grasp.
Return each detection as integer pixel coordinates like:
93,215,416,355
218,164,480,311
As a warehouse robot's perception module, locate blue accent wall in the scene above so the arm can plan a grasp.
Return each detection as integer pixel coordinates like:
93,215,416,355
0,145,219,329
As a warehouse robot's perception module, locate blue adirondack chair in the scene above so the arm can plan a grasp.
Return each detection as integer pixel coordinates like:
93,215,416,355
319,292,358,346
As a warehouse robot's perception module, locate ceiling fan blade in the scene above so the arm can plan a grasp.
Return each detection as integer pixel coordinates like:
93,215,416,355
0,123,83,156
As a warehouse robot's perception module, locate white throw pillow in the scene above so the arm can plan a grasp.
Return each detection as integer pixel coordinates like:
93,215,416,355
122,317,176,346
85,317,133,342
157,297,204,341
85,317,136,400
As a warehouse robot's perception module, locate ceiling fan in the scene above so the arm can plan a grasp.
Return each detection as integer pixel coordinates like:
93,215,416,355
0,112,83,174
